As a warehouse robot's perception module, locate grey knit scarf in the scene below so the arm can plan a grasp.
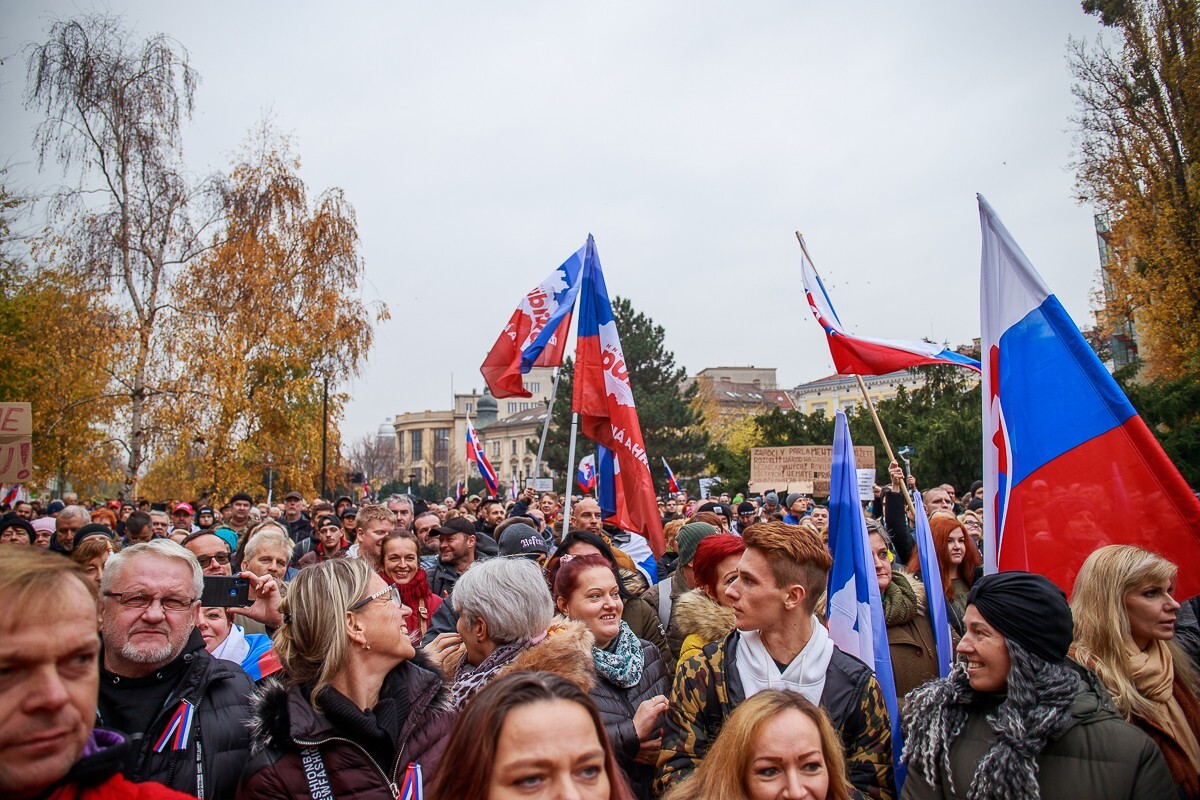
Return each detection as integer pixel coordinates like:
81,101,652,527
902,639,1079,799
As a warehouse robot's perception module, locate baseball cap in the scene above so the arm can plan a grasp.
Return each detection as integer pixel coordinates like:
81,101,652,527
173,502,194,515
340,506,359,519
315,514,341,530
284,491,304,502
197,506,214,517
737,501,756,515
497,523,549,558
434,518,476,538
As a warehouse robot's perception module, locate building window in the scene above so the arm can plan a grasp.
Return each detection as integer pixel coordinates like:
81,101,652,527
410,430,422,461
435,465,449,488
492,441,500,459
411,467,422,485
511,440,518,455
524,381,540,394
434,428,450,461
397,433,404,462
466,403,473,414
508,402,517,414
843,402,856,413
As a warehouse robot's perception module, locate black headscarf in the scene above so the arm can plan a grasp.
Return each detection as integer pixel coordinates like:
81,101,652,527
967,571,1073,664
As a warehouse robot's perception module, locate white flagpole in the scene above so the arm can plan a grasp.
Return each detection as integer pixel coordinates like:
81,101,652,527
532,366,561,478
562,412,579,539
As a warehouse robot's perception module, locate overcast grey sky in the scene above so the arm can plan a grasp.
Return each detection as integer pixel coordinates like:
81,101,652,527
1,2,1109,444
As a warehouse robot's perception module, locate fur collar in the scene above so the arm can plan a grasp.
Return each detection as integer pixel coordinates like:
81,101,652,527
248,650,450,755
437,617,596,693
672,589,736,645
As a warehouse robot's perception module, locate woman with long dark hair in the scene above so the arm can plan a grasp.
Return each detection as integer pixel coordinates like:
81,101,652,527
431,671,635,800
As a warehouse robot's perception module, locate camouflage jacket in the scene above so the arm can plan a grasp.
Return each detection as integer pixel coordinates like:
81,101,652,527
655,629,895,800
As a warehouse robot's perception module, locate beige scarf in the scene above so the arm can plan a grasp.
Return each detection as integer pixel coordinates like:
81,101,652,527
1128,639,1200,773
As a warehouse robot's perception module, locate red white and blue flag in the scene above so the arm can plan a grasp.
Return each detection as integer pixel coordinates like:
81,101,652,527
400,762,423,800
455,479,465,502
980,195,1200,599
510,476,519,501
577,454,596,493
466,418,499,499
571,235,665,557
799,238,981,375
1,485,20,506
152,701,195,753
481,244,585,398
662,457,680,494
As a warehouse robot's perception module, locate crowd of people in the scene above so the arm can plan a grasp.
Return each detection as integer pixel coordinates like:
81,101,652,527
1,467,1199,800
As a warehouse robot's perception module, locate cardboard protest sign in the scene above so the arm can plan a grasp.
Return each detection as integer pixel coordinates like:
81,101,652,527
0,403,32,483
749,445,875,497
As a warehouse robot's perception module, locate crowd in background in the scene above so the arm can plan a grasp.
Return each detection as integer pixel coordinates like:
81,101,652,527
2,466,1199,800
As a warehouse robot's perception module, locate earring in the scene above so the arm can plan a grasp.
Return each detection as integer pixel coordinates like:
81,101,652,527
362,641,372,651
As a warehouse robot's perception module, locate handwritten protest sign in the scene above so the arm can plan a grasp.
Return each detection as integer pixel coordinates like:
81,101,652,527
0,403,32,484
749,445,875,497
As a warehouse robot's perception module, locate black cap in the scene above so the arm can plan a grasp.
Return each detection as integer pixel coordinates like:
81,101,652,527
434,518,476,538
284,491,304,502
197,506,214,517
0,514,35,543
498,523,549,557
737,501,756,515
315,514,341,530
230,492,254,504
73,523,114,549
340,506,359,519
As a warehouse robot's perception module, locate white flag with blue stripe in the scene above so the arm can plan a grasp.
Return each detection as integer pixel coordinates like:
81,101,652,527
826,409,903,787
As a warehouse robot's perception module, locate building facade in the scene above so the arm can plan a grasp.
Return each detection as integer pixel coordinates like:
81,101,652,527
790,369,927,415
391,367,557,493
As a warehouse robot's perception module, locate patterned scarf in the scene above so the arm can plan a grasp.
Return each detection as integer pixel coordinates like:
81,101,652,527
592,621,644,689
451,639,530,709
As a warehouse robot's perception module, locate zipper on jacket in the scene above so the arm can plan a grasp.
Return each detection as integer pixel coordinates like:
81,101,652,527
294,735,402,799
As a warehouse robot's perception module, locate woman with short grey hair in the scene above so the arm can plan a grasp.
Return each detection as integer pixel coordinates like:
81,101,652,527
425,557,596,709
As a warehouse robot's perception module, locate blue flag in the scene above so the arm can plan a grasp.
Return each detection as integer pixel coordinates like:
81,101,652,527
826,410,903,788
912,491,955,678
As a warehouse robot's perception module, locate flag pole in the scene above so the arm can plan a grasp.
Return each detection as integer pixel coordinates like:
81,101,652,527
562,412,579,539
532,366,561,478
795,231,918,519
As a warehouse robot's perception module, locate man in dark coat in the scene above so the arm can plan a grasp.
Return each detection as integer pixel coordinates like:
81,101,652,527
97,540,254,800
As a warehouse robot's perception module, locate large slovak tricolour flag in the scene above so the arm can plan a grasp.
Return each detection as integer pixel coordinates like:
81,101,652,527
466,418,499,499
980,195,1200,599
799,237,981,375
826,409,902,786
571,235,666,557
481,243,584,398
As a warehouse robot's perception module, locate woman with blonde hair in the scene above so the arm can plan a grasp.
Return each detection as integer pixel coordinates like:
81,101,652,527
1070,544,1200,798
663,690,851,800
238,557,454,798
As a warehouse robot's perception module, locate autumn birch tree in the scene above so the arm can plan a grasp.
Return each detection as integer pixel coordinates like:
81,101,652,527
24,14,220,495
152,125,385,501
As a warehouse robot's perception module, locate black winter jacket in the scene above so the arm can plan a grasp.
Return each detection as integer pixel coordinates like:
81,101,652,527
97,631,254,800
589,638,670,800
238,660,455,800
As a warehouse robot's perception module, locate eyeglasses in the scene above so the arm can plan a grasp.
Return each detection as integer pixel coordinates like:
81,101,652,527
195,552,231,568
349,584,401,611
104,591,197,612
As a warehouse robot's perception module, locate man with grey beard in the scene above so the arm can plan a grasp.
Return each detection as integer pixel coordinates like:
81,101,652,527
97,540,254,799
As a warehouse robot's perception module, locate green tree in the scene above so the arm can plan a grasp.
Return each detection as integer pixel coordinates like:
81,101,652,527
542,296,707,493
1070,0,1200,378
1115,366,1200,485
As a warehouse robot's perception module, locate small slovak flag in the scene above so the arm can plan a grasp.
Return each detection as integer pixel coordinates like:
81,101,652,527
577,454,596,493
466,418,499,498
662,458,680,494
455,480,465,502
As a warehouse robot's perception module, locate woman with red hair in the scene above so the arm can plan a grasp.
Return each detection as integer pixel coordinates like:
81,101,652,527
906,513,981,636
672,534,746,667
